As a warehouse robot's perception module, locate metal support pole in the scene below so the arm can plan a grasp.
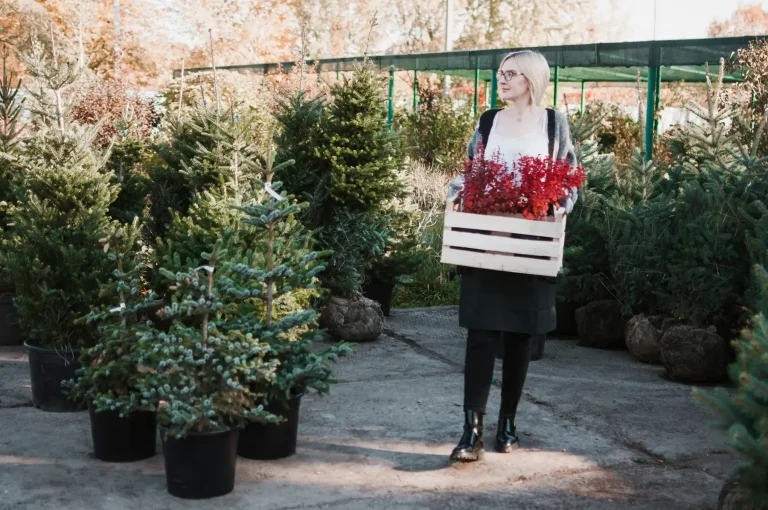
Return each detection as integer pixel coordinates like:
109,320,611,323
413,71,418,111
490,69,498,109
387,67,394,130
473,63,479,116
653,66,662,138
580,81,586,114
336,62,340,81
553,66,560,107
444,0,453,97
645,66,658,161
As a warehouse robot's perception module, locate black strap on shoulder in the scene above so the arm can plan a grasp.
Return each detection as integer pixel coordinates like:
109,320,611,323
478,108,501,148
546,107,556,157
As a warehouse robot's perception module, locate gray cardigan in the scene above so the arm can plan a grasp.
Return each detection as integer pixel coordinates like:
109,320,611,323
448,109,579,212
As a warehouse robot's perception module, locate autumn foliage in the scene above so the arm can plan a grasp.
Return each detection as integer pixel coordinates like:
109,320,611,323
71,80,158,147
460,142,585,219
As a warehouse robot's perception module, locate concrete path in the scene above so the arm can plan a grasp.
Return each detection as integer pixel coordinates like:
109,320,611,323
0,306,739,509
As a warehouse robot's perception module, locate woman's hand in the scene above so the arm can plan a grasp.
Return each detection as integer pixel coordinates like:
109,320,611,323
452,186,463,211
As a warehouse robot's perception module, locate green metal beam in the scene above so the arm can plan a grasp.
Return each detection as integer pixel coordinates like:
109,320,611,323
490,69,498,109
562,67,642,82
667,65,741,83
424,66,741,84
553,66,559,106
387,67,394,130
580,81,586,114
645,65,658,161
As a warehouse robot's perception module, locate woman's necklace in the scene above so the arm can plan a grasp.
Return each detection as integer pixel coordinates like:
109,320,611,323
507,108,533,123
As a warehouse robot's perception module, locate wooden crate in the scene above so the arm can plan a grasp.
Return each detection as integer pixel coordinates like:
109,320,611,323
440,199,566,277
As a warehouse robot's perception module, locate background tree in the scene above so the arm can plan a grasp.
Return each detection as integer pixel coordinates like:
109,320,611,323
709,3,768,37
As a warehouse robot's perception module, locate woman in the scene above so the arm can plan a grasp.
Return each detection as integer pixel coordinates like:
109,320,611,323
447,50,578,462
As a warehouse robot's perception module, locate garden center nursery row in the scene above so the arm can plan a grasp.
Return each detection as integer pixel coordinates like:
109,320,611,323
0,35,766,504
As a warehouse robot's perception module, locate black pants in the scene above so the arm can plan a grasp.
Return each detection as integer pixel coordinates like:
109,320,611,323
463,329,531,422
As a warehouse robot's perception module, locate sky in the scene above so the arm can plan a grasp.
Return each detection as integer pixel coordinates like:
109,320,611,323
621,0,768,40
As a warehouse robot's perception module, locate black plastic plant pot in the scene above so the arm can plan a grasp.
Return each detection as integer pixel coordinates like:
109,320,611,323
0,294,22,346
362,279,395,317
161,426,239,499
238,394,303,460
25,342,84,412
88,403,157,462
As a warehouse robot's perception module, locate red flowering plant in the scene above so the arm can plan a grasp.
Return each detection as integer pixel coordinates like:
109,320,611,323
459,142,586,219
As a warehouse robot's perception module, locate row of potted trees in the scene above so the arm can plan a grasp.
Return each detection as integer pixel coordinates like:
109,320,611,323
21,134,349,497
0,49,351,497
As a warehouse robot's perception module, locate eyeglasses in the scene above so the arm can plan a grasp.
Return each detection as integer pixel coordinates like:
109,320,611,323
497,70,524,81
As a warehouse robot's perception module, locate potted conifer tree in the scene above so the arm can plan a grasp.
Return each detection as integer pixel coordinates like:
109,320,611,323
134,244,279,499
65,219,158,461
4,124,117,412
2,37,115,411
225,147,351,460
274,57,404,340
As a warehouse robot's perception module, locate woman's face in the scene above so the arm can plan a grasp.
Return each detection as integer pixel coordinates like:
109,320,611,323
497,58,530,104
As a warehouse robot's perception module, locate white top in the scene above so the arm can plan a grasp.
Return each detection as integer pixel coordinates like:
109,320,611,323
484,110,550,184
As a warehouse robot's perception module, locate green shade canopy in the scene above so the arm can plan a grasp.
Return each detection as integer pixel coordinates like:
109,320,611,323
174,36,764,83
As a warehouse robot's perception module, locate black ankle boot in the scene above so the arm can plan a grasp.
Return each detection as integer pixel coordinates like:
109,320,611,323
495,413,520,453
450,410,484,462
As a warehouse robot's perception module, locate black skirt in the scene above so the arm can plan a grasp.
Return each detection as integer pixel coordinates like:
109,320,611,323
458,267,557,335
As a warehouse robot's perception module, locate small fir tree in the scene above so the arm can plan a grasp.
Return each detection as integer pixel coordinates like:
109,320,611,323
0,45,24,153
313,59,403,215
558,106,617,307
4,125,118,348
0,45,25,262
653,60,754,329
272,58,406,297
17,36,87,131
401,87,476,173
222,142,352,401
363,206,423,288
66,218,156,414
313,209,388,297
149,108,222,237
665,59,743,185
152,106,268,287
134,243,280,438
273,88,327,211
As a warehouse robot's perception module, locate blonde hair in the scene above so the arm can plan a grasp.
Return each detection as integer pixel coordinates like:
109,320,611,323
498,50,550,106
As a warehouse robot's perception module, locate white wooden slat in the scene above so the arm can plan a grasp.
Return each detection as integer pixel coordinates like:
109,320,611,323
443,229,561,258
440,247,561,277
444,207,565,239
